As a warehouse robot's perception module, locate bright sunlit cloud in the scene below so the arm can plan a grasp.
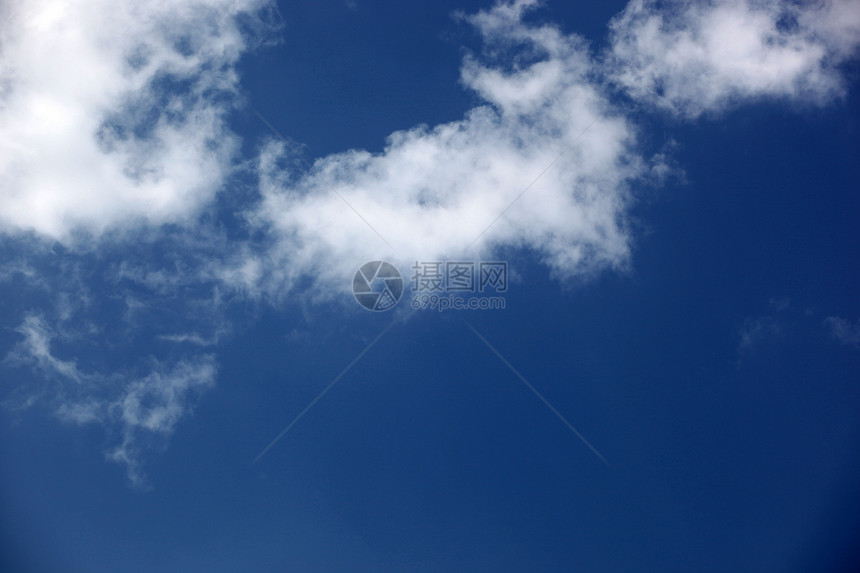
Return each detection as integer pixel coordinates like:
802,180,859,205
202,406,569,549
0,0,274,241
607,0,860,117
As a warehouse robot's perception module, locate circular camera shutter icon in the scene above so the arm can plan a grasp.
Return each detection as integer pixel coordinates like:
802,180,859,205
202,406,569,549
353,261,403,311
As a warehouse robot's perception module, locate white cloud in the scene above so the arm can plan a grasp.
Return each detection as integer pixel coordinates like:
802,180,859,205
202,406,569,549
248,0,860,302
7,313,216,489
249,0,655,301
0,0,274,242
2,0,859,488
0,258,47,288
825,316,860,347
607,0,860,117
10,313,86,382
736,297,797,354
157,332,222,346
739,315,782,351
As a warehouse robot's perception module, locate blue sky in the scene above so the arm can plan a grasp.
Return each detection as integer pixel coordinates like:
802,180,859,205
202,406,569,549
2,0,860,571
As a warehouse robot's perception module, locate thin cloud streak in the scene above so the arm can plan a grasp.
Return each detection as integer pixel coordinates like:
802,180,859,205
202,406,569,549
6,312,217,489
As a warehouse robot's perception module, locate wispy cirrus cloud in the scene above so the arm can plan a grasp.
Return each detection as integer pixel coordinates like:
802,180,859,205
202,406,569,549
737,300,860,357
9,314,87,382
825,316,860,348
7,312,216,489
738,315,784,352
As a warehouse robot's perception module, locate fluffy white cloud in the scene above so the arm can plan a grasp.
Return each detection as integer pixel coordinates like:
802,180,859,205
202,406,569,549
250,0,654,301
0,0,273,242
607,0,860,117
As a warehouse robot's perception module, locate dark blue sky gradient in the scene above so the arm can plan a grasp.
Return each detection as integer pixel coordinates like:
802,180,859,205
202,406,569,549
2,1,859,571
